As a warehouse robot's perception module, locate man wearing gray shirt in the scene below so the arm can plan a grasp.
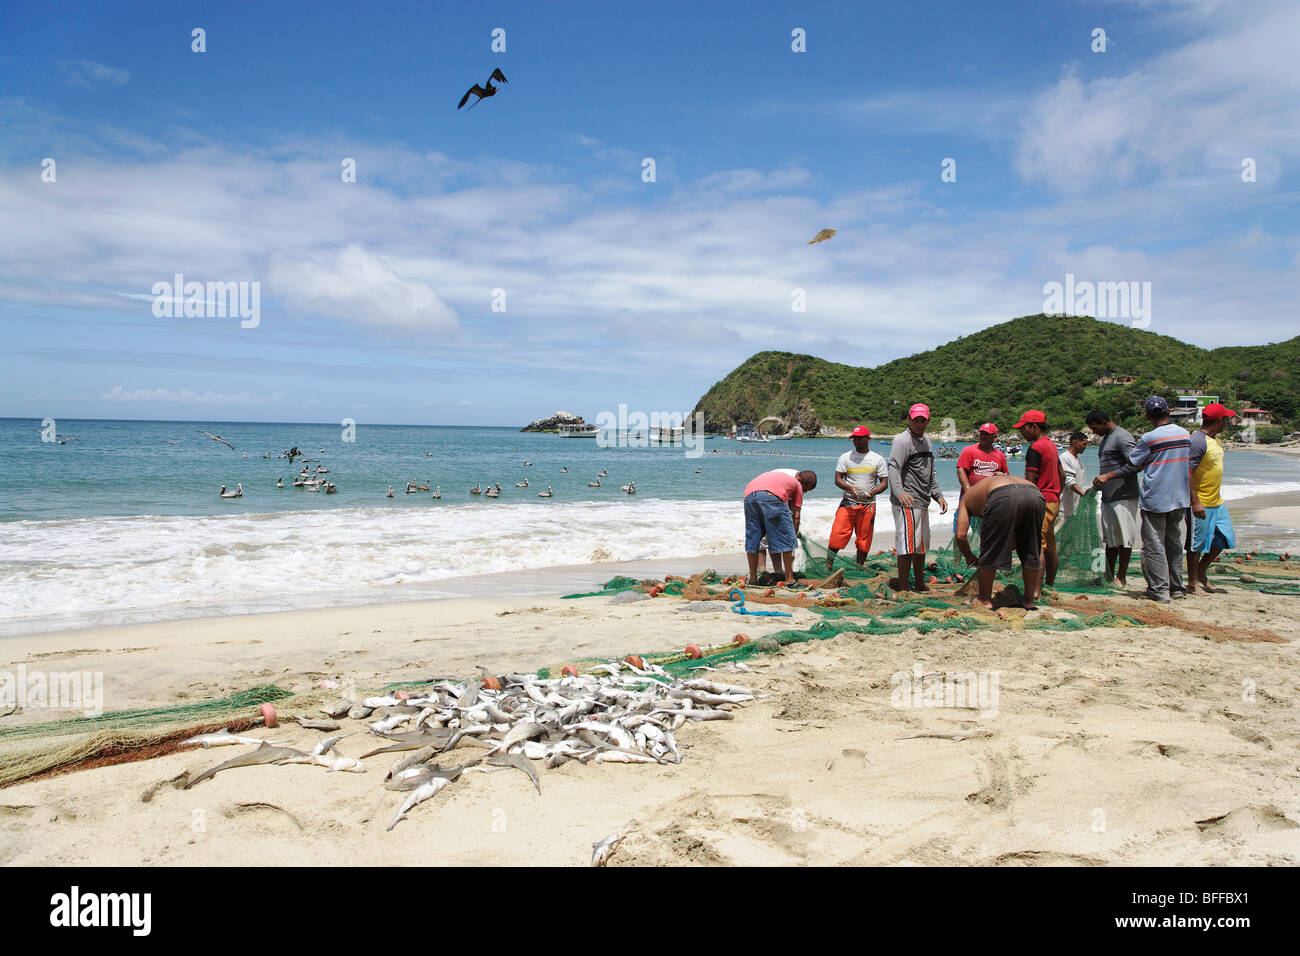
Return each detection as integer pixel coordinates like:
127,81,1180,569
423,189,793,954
887,402,948,592
1085,410,1140,588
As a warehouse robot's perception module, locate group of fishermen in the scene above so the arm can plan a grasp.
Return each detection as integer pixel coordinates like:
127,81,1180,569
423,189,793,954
742,398,1238,609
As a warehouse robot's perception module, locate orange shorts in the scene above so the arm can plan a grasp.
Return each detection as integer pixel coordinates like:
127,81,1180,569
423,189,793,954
1041,499,1059,555
829,503,876,553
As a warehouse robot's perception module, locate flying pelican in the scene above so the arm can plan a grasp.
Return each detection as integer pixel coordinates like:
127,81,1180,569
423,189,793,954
431,486,441,499
515,478,529,488
199,430,234,450
537,486,553,498
458,67,508,110
275,476,284,488
807,228,836,245
218,483,243,498
588,477,601,487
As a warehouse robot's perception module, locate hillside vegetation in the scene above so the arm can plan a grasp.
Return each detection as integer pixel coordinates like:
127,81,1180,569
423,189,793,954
693,315,1298,435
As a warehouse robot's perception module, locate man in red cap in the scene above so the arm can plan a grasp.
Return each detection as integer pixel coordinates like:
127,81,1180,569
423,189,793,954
887,403,948,591
826,426,888,571
1015,409,1064,600
1186,403,1236,594
957,423,1009,499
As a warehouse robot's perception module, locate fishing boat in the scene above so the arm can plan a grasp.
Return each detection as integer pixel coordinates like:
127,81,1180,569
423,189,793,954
559,423,599,437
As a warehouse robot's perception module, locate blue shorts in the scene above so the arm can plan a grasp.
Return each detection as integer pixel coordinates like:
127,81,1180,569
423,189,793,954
745,491,796,554
1187,504,1235,554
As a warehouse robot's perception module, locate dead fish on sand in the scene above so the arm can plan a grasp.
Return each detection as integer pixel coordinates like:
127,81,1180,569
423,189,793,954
297,717,341,731
386,776,451,831
320,700,354,719
896,729,992,742
310,733,353,756
184,743,307,788
481,753,541,794
280,752,366,773
592,822,636,866
180,729,291,749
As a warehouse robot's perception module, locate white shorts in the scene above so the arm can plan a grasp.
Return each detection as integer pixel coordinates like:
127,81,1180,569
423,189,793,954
1100,498,1140,549
892,504,931,555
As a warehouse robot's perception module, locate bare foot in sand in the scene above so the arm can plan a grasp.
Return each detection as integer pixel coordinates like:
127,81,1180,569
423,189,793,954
969,597,994,609
1021,598,1037,610
1115,577,1127,589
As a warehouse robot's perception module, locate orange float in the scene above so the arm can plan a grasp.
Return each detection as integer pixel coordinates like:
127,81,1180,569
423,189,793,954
733,633,751,646
480,676,501,691
684,644,703,659
258,703,278,727
394,690,410,701
624,655,645,669
561,665,578,677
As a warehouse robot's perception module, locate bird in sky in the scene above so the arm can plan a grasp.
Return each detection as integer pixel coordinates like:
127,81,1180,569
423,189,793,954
198,430,234,450
458,68,508,110
807,228,837,245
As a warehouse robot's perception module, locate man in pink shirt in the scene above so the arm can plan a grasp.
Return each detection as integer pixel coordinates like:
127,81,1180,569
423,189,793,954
744,469,818,585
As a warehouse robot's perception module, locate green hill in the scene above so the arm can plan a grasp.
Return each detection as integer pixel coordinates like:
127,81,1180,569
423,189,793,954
693,315,1298,436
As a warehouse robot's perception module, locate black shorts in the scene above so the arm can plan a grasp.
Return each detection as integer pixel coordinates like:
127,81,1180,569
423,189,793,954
978,484,1045,571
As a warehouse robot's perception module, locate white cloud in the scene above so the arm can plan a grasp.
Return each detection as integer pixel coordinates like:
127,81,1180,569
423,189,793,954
60,60,131,89
100,386,282,405
267,244,458,333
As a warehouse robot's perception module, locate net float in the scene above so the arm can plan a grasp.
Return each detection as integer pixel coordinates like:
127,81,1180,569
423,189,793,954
764,588,775,597
561,665,578,677
395,690,410,701
623,655,644,669
684,644,703,659
258,703,278,727
927,576,939,585
733,633,751,646
480,676,501,691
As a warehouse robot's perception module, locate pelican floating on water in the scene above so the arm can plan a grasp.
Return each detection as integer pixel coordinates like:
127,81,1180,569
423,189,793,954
621,481,636,494
523,460,533,466
485,482,501,498
588,477,601,487
219,483,243,499
560,466,567,473
275,477,284,488
431,486,441,499
470,483,482,495
387,486,395,498
598,469,608,477
515,478,529,488
537,486,553,498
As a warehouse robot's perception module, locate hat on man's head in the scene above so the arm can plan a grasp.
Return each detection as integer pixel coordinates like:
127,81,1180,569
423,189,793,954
1201,402,1235,420
908,403,930,420
977,423,998,435
851,426,871,438
1143,396,1170,415
1012,409,1046,428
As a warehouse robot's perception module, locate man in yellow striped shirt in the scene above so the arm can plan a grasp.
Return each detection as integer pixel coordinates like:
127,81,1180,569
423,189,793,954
1186,403,1236,595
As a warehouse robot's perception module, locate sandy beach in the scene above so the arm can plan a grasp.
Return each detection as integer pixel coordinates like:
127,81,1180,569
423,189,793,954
3,556,1299,866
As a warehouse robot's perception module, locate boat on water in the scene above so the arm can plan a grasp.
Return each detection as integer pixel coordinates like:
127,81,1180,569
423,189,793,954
559,423,599,437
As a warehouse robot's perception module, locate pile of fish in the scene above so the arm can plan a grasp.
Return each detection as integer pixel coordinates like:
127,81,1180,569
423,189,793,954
180,658,758,848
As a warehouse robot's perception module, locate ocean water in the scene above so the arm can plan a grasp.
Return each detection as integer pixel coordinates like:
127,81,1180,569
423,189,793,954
2,418,1297,633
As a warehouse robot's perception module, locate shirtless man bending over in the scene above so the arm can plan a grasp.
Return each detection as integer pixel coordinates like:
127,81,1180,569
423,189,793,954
952,473,1046,611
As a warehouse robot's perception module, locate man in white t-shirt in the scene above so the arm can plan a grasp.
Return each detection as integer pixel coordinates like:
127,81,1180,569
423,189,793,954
826,427,888,570
1056,431,1089,531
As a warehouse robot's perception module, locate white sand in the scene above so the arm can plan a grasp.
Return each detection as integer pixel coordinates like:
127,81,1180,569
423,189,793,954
3,582,1298,866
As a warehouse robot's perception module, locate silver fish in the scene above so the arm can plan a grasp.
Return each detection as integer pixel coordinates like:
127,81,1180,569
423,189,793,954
310,732,352,756
484,753,541,794
297,717,341,731
180,729,291,749
386,776,451,831
320,700,354,719
592,822,635,866
184,743,307,788
348,704,374,720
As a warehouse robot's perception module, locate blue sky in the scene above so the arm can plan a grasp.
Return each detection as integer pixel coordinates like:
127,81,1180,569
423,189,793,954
1,0,1296,425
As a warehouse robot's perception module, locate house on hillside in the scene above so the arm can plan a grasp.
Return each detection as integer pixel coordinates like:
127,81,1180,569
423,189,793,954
1241,408,1274,424
1174,392,1220,424
1095,374,1137,386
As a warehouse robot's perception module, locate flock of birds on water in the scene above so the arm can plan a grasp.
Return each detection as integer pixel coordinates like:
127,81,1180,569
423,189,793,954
198,431,669,502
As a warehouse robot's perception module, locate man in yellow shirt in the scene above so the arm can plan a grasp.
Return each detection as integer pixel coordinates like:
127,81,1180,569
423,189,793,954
1186,403,1236,595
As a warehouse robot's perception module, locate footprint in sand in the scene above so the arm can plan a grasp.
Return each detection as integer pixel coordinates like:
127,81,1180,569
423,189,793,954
1196,804,1298,837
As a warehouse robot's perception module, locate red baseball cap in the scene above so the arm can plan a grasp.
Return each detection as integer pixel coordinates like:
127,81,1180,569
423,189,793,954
908,403,930,420
977,423,998,435
1013,409,1046,428
851,426,871,437
1201,403,1235,419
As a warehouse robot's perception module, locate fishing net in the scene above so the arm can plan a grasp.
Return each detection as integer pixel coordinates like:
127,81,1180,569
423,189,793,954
801,492,1110,592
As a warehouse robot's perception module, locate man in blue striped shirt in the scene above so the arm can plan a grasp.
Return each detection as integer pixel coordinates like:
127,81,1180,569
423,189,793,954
1093,396,1191,603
